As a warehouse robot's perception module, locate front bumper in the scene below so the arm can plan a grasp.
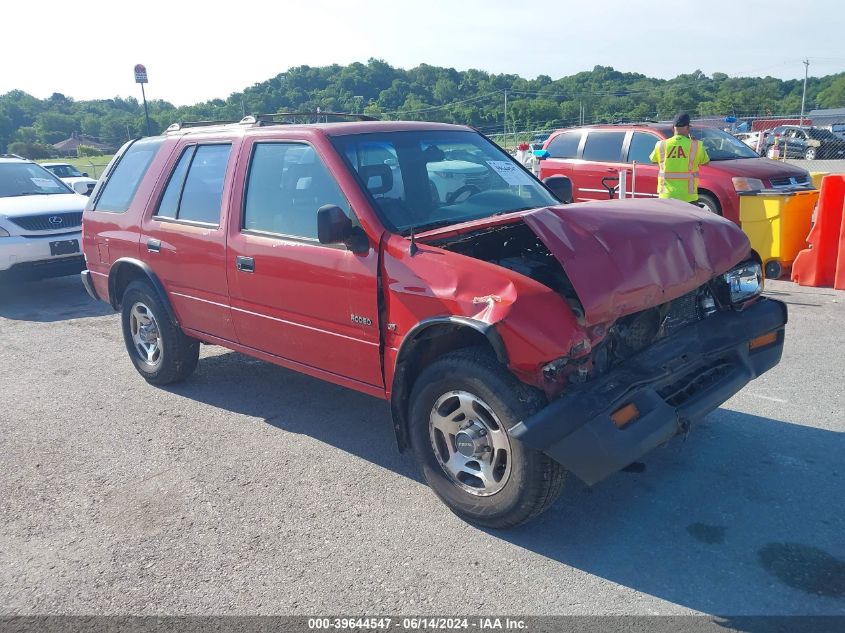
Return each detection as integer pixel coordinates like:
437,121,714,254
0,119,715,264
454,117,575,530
510,297,788,485
0,231,83,273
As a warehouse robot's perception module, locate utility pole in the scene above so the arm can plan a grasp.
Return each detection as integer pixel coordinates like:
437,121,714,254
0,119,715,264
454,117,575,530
800,59,809,128
503,90,508,145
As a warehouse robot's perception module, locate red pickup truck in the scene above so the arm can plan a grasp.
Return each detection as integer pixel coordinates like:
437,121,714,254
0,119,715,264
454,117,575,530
81,116,787,527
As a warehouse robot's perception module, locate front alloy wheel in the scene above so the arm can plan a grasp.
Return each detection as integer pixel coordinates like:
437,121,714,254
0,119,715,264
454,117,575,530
429,390,513,496
409,348,566,528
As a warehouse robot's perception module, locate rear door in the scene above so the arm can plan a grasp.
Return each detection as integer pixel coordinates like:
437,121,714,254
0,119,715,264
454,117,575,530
226,136,383,389
140,141,238,341
625,131,662,199
569,130,628,201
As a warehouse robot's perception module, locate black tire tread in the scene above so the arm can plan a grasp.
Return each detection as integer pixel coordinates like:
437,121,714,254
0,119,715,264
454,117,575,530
121,281,199,385
409,347,566,528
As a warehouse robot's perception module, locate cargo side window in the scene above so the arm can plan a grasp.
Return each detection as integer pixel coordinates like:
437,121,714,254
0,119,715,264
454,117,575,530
546,132,581,159
582,132,626,163
92,137,164,213
154,143,231,225
243,143,351,240
627,132,660,163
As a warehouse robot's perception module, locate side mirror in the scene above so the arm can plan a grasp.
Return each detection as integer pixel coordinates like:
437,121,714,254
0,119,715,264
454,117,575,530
82,172,89,177
533,149,550,159
543,175,573,204
317,205,369,253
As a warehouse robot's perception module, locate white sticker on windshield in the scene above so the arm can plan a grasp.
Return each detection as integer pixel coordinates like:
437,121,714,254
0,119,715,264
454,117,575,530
486,160,534,186
31,177,59,188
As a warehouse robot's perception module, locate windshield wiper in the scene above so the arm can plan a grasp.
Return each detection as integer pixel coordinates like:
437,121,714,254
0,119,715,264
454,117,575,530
5,191,52,197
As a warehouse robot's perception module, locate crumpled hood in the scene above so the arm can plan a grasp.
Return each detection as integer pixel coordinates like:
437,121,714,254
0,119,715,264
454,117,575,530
522,198,750,326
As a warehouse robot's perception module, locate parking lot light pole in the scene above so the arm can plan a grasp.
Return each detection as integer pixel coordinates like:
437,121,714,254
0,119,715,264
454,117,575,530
800,59,809,128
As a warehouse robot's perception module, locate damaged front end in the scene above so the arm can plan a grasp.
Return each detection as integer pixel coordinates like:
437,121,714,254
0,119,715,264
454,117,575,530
427,199,788,485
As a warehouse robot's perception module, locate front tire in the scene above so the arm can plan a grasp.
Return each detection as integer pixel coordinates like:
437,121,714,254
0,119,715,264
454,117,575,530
121,281,199,385
805,147,817,160
408,348,565,528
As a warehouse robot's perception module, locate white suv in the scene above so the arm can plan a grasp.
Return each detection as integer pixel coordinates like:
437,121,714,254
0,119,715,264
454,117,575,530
0,155,88,281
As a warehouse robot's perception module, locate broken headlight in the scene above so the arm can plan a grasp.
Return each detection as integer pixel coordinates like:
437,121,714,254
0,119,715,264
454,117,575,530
720,261,763,306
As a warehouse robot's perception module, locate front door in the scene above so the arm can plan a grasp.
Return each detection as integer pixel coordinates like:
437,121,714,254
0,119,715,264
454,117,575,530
226,139,383,389
625,131,662,199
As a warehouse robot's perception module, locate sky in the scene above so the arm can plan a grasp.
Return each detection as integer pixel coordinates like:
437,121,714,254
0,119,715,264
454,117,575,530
4,0,845,107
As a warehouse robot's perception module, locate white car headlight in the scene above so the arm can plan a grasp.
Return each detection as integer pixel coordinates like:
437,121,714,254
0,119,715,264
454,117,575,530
732,177,765,192
723,261,763,304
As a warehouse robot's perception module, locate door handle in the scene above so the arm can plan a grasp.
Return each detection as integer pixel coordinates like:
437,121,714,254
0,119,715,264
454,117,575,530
236,256,255,273
147,239,161,253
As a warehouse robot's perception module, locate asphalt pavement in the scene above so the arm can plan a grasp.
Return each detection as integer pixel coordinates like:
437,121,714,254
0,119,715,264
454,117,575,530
0,276,843,616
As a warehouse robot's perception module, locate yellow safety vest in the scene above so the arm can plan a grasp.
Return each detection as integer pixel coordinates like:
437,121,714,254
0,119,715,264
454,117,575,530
650,135,708,202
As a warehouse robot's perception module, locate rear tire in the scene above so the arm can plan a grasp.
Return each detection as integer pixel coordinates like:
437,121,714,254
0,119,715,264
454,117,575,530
120,281,199,385
408,348,565,528
805,147,817,160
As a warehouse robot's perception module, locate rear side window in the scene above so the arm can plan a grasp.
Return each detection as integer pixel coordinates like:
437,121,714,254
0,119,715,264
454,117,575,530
155,144,231,225
93,137,164,213
546,132,581,159
582,132,626,162
627,132,660,163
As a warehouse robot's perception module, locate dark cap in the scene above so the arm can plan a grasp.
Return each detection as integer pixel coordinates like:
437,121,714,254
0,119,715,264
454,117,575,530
674,112,691,127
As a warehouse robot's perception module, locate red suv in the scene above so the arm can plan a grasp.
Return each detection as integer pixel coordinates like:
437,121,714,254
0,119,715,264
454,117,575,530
81,115,787,527
538,123,813,223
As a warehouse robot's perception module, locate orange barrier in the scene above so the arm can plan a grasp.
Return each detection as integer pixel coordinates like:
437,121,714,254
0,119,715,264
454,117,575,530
791,174,845,288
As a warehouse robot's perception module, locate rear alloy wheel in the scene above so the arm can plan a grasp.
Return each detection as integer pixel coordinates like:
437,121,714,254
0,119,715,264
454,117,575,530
805,147,817,160
409,348,565,528
121,281,199,385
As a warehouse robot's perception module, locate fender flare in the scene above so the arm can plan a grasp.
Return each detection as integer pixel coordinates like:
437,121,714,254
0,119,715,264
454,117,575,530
107,257,179,326
389,316,508,451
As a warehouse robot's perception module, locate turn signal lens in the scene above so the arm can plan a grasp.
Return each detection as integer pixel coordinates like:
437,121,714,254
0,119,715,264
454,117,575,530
749,331,779,351
611,403,640,428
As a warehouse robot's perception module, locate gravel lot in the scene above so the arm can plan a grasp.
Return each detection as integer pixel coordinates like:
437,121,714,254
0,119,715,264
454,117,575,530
0,276,843,616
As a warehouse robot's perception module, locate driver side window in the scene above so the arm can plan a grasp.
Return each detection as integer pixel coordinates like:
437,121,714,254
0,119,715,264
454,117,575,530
243,143,351,240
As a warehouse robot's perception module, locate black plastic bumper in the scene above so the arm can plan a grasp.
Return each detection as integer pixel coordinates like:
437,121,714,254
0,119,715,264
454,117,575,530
510,297,788,485
80,269,100,301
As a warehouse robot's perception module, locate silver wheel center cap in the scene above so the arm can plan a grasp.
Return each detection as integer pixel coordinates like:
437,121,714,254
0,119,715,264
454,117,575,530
139,324,158,344
455,423,489,458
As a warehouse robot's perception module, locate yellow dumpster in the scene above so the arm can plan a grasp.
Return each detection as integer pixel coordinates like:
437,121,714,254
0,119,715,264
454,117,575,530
810,172,830,190
738,190,819,279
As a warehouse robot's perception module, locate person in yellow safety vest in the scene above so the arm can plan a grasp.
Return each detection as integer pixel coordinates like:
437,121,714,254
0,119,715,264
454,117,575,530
649,112,710,204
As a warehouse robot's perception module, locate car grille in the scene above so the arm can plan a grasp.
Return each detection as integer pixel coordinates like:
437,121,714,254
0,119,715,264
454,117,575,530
8,212,83,231
770,175,811,188
662,289,702,334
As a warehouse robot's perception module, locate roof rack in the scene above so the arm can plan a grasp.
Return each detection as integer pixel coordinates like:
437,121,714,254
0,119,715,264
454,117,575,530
240,111,378,126
165,120,240,133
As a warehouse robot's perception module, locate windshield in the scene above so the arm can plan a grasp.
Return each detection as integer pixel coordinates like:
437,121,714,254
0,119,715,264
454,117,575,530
331,130,558,234
46,164,83,178
692,127,761,160
0,162,73,197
